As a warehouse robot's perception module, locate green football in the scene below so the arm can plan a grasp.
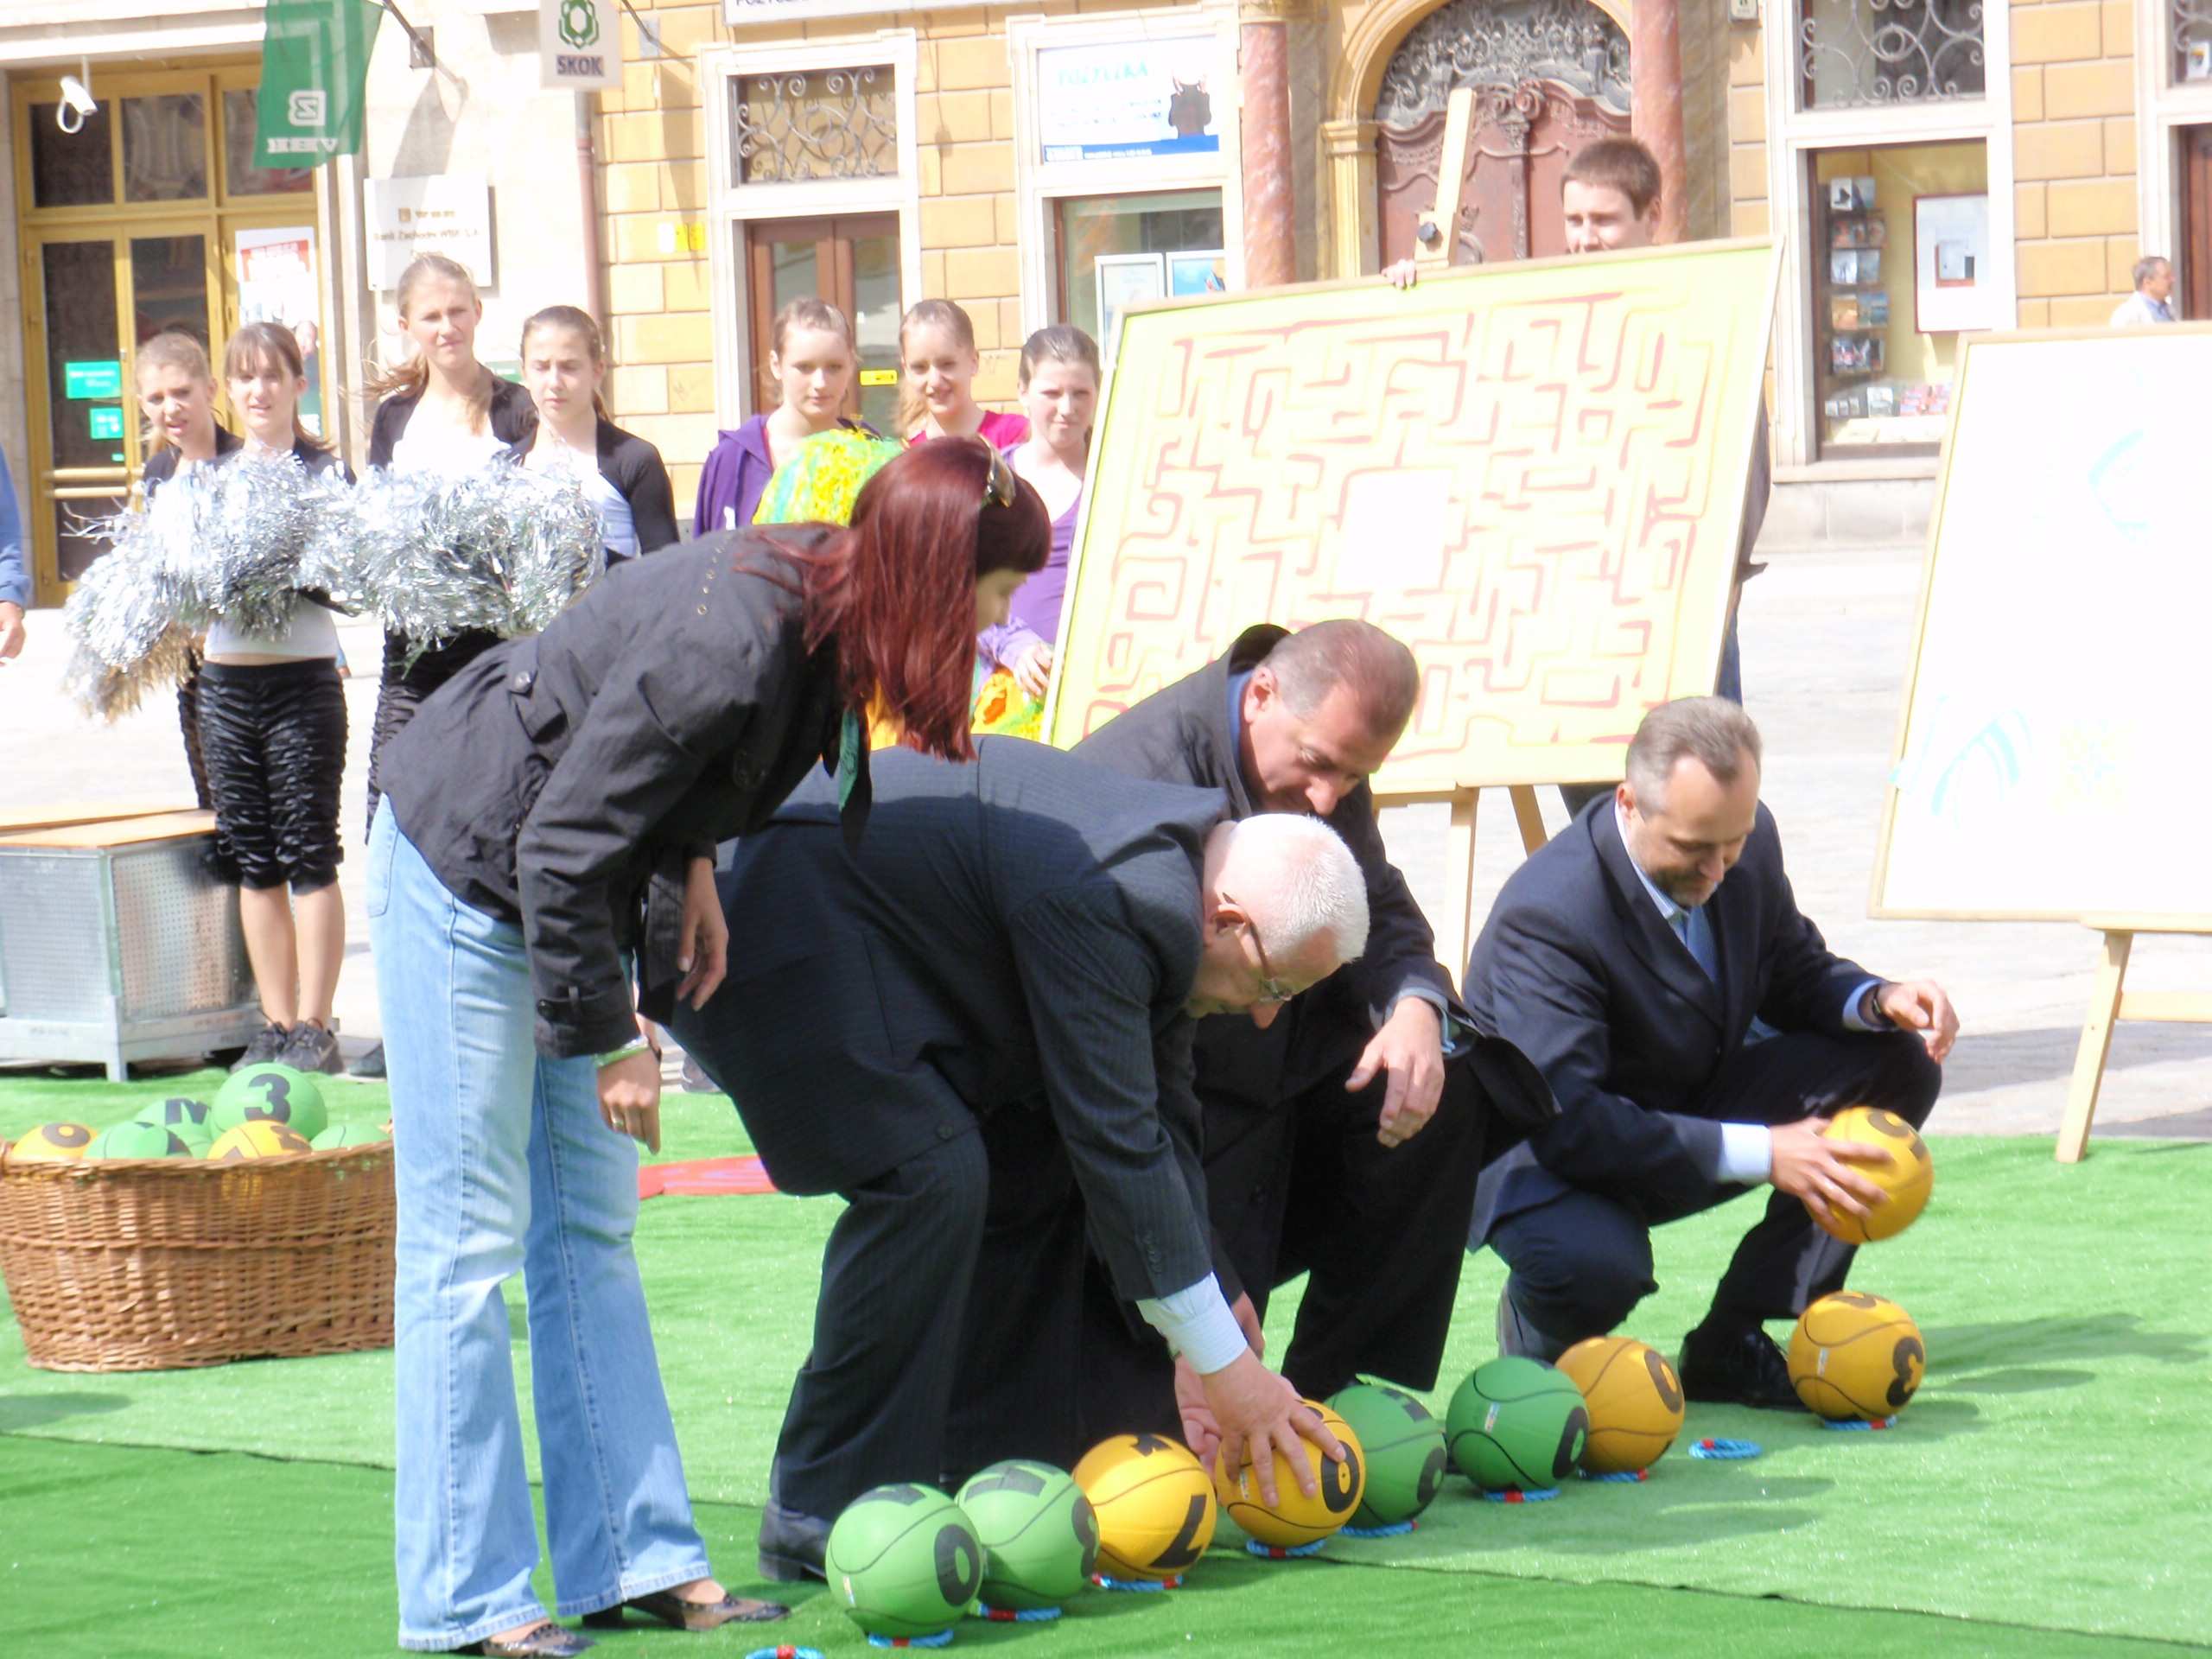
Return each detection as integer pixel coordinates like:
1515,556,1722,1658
133,1096,213,1128
86,1122,195,1160
310,1124,388,1150
824,1483,982,1638
1329,1382,1448,1526
1446,1357,1588,1492
213,1065,327,1143
170,1120,218,1157
957,1459,1097,1611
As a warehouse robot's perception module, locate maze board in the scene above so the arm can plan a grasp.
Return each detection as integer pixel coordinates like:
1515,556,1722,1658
1046,240,1780,793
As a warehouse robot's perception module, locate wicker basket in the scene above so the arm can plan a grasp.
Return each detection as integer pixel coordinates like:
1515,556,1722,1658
0,1141,395,1371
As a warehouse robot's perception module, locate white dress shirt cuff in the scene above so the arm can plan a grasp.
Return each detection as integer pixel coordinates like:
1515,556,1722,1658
1840,979,1887,1031
1136,1274,1249,1375
1716,1122,1775,1185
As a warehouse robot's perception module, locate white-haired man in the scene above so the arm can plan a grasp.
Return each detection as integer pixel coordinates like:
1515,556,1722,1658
670,740,1368,1578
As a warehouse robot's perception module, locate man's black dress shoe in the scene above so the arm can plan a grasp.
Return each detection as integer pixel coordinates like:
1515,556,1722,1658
461,1623,592,1657
583,1588,789,1630
1679,1322,1804,1411
758,1502,831,1582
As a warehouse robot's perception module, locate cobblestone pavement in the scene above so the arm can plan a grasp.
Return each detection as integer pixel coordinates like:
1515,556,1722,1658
4,542,2203,1143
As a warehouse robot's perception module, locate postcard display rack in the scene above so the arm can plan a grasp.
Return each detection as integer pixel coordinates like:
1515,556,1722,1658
1817,175,1952,435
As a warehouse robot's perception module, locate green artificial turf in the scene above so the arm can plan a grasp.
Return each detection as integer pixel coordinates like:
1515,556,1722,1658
3,1438,2191,1659
3,1068,2207,1654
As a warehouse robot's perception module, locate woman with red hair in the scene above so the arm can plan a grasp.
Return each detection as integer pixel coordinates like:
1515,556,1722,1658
366,437,1048,1657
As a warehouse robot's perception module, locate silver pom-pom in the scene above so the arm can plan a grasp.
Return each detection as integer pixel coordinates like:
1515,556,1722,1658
60,510,197,720
199,450,317,639
313,460,602,658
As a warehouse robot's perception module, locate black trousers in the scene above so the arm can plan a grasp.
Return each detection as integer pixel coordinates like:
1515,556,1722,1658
1491,1030,1942,1344
770,1104,1175,1522
197,660,347,892
1195,1005,1488,1399
178,651,213,811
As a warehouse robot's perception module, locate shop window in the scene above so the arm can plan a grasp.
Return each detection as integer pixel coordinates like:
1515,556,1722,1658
2179,0,2212,84
730,66,899,186
1798,0,1986,111
222,90,315,198
122,94,208,203
1056,191,1224,346
1809,143,1991,459
29,100,115,209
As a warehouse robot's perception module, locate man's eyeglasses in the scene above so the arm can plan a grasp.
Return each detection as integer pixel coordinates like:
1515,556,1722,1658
981,438,1016,510
1223,892,1299,1007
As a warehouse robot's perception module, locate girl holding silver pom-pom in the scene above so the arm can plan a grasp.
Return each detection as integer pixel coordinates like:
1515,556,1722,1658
194,322,356,1077
514,304,678,563
359,252,535,830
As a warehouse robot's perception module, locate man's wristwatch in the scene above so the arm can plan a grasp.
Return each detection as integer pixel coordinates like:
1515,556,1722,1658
1859,982,1892,1027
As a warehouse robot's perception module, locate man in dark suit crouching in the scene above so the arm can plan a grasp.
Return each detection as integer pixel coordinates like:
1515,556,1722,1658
670,740,1367,1578
1465,697,1958,1408
1075,620,1550,1405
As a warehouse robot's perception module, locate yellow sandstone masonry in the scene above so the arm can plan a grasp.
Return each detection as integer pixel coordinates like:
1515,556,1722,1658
2045,177,2137,238
921,196,1000,250
2016,182,2049,241
620,312,716,367
2016,238,2113,297
2012,2,2105,63
2015,120,2110,180
667,365,717,415
2043,59,2135,121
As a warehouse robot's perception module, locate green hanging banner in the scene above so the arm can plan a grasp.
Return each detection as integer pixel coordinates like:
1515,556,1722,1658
254,0,384,169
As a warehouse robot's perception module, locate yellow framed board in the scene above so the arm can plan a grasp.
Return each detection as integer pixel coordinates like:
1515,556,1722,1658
1872,326,2212,1159
1043,238,1782,797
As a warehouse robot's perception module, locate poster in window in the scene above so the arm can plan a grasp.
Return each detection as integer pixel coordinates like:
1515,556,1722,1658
1096,253,1166,350
1915,193,2001,334
1166,249,1227,296
1037,36,1221,162
236,226,324,435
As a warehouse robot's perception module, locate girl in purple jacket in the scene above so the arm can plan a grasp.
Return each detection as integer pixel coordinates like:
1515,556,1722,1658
693,299,866,537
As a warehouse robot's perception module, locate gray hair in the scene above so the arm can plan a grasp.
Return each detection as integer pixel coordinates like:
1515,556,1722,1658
2134,255,2171,290
1624,697,1763,808
1220,814,1369,967
1263,620,1421,745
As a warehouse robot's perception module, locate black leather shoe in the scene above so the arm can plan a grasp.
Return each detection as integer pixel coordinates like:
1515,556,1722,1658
757,1502,830,1582
583,1588,789,1631
462,1622,593,1656
1679,1322,1803,1411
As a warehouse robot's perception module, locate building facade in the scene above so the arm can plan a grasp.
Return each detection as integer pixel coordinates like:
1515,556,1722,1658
6,0,2211,601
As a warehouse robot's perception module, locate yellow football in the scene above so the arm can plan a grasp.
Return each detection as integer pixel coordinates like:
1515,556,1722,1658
1072,1433,1217,1581
1788,1291,1926,1420
1812,1106,1934,1243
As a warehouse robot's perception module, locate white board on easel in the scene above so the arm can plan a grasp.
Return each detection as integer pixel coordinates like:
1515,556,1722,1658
1872,326,2212,1161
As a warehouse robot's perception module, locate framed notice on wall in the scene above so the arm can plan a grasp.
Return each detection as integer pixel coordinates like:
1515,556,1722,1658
1914,193,1999,334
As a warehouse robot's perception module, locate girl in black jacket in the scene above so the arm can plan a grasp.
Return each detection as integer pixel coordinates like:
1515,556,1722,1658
359,252,535,823
513,304,677,561
367,438,1049,1656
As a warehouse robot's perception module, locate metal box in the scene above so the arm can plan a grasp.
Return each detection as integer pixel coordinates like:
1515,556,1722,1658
0,812,263,1079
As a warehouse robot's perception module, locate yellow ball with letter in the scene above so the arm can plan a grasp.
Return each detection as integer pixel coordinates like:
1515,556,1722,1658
1557,1336,1686,1474
1809,1106,1933,1244
1224,1400,1366,1548
6,1122,97,1164
1072,1433,1217,1581
1789,1291,1926,1421
208,1121,313,1160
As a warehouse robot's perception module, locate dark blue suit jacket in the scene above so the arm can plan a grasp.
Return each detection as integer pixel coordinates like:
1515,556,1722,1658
1466,796,1870,1239
671,739,1231,1306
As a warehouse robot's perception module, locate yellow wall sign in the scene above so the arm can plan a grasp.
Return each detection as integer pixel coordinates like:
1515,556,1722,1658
1046,240,1781,793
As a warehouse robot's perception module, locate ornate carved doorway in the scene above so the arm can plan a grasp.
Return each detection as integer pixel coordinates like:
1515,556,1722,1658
1374,0,1632,266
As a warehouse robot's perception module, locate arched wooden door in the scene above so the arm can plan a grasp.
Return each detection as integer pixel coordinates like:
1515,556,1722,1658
1374,0,1632,267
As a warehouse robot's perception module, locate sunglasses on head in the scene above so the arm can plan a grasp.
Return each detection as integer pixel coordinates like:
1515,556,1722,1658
980,438,1015,511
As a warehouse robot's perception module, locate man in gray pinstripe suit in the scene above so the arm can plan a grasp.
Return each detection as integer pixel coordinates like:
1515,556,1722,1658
669,739,1369,1580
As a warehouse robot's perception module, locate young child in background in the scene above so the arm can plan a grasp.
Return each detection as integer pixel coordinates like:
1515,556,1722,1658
137,330,240,813
517,305,677,562
196,322,354,1074
695,298,868,536
898,300,1028,448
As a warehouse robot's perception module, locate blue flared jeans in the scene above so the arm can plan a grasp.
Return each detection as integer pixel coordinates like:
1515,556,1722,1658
367,807,711,1650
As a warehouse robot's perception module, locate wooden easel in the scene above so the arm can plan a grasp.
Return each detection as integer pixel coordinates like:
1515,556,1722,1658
1393,92,1546,987
2057,914,2212,1162
1387,783,1553,993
